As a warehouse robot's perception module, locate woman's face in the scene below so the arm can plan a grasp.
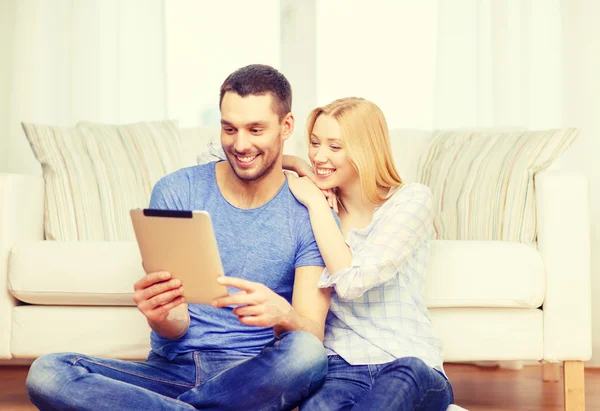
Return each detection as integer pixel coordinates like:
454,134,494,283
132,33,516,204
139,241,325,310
308,114,359,191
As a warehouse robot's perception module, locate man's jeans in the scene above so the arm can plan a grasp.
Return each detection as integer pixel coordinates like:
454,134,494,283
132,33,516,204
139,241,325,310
300,355,454,411
26,331,327,411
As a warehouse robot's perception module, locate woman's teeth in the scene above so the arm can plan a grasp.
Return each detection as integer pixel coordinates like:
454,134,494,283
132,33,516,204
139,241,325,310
317,168,335,176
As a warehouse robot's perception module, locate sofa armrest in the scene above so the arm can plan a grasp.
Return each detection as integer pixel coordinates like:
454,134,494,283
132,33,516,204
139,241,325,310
0,174,44,359
536,171,592,361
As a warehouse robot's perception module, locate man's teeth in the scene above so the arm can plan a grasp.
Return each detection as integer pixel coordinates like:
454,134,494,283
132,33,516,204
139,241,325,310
237,155,257,163
317,169,335,176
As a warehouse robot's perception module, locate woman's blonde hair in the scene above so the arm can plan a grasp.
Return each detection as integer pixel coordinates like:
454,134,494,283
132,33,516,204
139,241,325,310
306,97,403,204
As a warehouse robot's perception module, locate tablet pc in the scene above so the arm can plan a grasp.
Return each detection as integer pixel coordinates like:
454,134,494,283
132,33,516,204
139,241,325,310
130,208,228,305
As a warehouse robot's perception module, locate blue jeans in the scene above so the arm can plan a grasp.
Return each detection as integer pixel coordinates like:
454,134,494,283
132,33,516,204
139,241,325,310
300,355,454,411
26,331,327,411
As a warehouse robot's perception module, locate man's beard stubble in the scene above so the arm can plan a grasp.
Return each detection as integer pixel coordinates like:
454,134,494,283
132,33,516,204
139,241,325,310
226,133,282,183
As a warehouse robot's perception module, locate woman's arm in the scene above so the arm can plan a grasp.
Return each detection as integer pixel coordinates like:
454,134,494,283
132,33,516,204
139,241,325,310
319,186,434,300
305,197,352,274
283,155,315,179
293,180,433,300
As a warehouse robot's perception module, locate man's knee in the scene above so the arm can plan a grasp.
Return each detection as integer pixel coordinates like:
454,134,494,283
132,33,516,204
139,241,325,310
277,332,327,382
26,353,74,399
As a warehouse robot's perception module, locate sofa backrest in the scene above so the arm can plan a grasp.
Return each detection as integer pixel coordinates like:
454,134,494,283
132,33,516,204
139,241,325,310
179,127,220,168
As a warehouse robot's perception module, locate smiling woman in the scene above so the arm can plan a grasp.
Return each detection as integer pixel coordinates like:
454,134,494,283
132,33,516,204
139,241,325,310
283,97,454,410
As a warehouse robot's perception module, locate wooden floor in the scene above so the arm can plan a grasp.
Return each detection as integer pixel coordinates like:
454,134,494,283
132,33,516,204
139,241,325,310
1,363,599,410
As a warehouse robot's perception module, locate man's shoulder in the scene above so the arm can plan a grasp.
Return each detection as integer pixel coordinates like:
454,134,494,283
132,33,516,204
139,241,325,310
156,163,214,187
278,185,311,219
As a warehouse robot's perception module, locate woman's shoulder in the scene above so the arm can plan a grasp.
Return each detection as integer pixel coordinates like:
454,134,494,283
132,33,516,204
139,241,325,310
388,182,433,205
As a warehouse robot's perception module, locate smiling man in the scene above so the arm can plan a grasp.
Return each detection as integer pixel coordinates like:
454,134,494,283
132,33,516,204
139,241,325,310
26,65,330,411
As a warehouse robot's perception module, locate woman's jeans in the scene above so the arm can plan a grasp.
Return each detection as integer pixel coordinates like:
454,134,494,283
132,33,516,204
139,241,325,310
26,331,327,411
300,355,454,411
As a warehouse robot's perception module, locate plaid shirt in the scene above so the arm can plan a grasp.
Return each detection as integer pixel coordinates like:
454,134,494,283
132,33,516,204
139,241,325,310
319,183,444,370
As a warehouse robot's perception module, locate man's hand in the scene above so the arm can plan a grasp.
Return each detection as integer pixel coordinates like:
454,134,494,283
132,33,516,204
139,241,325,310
212,277,293,328
133,271,185,324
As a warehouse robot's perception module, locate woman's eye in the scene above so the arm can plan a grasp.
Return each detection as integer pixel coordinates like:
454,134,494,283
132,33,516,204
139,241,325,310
330,146,341,150
310,141,320,146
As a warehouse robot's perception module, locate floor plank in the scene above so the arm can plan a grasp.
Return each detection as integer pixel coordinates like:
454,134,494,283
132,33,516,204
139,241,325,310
0,363,598,410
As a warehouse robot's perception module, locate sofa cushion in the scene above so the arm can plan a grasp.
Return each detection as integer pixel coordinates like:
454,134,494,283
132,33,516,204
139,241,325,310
22,121,182,241
8,240,544,308
417,128,579,244
8,242,144,305
424,240,545,308
11,306,151,359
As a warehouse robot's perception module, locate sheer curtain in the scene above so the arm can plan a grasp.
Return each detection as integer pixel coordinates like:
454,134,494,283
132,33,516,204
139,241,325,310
4,0,167,175
434,0,563,129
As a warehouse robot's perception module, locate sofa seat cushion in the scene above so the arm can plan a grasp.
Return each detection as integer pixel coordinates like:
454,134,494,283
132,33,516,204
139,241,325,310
8,239,545,309
11,306,151,359
8,241,144,305
425,240,545,308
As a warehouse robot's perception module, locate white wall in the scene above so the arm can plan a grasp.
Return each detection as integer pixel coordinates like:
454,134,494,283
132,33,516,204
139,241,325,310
0,0,16,172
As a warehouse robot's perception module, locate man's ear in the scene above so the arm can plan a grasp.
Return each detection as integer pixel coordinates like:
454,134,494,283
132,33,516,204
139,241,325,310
281,112,295,142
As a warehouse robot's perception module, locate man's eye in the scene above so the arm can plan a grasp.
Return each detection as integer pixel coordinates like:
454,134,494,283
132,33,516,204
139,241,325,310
251,129,263,134
224,128,235,133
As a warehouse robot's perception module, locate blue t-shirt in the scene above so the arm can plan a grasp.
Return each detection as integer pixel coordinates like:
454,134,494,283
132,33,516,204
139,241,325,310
148,162,325,359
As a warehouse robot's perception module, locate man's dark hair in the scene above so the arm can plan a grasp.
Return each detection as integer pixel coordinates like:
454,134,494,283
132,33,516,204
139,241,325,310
219,64,292,121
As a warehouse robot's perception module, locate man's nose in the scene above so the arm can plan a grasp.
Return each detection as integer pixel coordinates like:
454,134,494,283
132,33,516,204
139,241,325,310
233,132,252,153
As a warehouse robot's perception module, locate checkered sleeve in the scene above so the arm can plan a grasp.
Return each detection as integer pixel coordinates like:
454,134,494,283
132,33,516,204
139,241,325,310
318,184,433,300
196,138,226,165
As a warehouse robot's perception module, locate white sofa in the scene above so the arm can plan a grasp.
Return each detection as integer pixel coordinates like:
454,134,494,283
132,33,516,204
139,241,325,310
0,127,592,409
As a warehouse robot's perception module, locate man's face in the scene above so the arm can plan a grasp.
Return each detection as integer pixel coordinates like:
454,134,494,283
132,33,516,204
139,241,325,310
220,92,289,182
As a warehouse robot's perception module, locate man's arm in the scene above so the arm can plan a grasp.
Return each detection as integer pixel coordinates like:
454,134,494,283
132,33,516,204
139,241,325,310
274,266,331,341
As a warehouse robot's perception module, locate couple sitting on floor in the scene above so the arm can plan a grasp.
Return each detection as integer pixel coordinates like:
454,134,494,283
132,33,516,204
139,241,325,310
26,64,454,411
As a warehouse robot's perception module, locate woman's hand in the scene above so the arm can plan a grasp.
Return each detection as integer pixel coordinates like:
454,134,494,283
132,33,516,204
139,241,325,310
285,172,331,210
283,156,339,213
285,171,339,213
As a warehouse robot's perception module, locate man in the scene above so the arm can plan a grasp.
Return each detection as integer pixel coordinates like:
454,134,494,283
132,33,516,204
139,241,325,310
26,64,331,410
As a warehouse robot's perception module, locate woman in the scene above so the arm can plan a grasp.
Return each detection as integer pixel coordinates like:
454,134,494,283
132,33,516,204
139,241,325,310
284,97,454,411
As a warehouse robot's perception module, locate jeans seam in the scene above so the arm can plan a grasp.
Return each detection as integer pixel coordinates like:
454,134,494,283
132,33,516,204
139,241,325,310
72,356,196,388
193,352,201,387
413,382,451,410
